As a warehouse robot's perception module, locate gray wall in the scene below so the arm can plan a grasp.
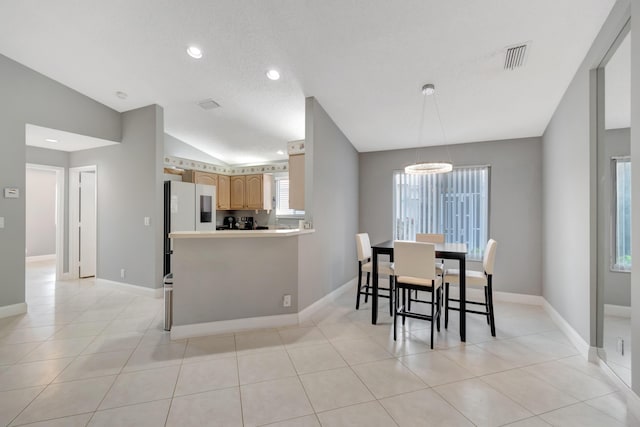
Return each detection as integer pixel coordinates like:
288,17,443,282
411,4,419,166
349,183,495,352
359,137,542,296
173,236,299,325
601,128,631,306
542,1,629,344
70,105,165,289
164,133,227,166
25,169,56,257
26,146,70,167
630,0,639,395
0,54,121,309
298,97,359,309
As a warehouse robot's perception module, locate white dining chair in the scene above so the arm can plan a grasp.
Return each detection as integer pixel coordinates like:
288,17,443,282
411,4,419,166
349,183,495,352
355,233,395,315
415,233,445,275
393,240,442,349
410,234,445,311
443,238,498,336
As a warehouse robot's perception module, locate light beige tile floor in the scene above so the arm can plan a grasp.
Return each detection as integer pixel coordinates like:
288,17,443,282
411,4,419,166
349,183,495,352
0,260,638,426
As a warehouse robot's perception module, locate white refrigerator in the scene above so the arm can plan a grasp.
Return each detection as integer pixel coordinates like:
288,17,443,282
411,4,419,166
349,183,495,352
164,181,216,275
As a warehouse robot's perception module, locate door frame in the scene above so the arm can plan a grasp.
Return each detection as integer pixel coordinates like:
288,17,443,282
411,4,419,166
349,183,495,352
25,163,65,280
69,165,97,280
591,19,630,372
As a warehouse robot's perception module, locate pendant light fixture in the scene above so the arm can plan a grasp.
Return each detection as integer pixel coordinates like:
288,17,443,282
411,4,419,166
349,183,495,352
404,83,453,175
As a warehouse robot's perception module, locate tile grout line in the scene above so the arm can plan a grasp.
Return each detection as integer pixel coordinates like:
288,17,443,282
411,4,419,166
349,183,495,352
232,334,245,427
164,336,188,427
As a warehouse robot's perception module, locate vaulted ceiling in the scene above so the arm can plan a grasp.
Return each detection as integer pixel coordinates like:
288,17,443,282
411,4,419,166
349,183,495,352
0,0,616,164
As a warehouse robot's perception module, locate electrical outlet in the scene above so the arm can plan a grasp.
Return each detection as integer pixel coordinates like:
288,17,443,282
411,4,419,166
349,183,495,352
120,269,125,279
283,294,291,307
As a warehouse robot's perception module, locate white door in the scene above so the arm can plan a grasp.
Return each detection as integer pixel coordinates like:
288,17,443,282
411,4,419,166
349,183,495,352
79,171,96,278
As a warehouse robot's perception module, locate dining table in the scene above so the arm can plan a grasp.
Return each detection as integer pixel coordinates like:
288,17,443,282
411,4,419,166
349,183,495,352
371,240,468,342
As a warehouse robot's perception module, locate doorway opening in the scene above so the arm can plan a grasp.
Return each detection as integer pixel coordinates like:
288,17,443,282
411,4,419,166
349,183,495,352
69,166,97,279
25,163,65,281
595,22,631,386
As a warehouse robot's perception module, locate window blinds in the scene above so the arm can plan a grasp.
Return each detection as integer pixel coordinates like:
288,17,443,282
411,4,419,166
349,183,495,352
393,166,490,261
614,158,631,270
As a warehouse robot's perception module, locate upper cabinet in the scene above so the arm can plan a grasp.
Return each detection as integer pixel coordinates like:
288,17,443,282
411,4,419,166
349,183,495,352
183,170,218,187
183,170,273,211
217,174,230,210
289,154,305,210
230,176,246,210
245,174,263,209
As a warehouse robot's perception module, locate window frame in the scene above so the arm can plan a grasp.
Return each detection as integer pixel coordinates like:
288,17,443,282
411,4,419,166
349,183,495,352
274,174,305,219
392,165,491,261
610,156,631,273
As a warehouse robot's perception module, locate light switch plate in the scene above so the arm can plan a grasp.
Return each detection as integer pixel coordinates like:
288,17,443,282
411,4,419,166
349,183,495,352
4,188,19,198
144,217,151,226
0,217,4,228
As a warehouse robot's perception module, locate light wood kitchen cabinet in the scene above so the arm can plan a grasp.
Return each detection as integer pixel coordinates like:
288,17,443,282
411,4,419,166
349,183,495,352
217,174,230,210
245,174,263,209
183,170,218,187
289,154,305,210
230,176,246,209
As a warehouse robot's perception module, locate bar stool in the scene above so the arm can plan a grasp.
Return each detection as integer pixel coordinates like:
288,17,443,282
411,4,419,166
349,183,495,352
444,239,498,336
355,233,395,316
393,241,442,349
409,234,445,310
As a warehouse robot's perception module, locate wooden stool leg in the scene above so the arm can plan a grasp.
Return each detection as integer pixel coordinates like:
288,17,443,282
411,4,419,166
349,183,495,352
356,266,363,310
436,286,441,332
487,278,496,337
430,287,435,349
484,286,490,324
389,276,394,317
393,286,399,341
364,272,371,303
444,283,449,329
401,287,406,325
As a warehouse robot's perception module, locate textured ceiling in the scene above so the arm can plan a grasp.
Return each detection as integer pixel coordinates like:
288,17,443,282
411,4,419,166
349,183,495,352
0,0,616,164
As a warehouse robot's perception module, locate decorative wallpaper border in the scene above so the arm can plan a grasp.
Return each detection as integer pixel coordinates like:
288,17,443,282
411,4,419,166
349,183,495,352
287,140,305,155
164,155,288,176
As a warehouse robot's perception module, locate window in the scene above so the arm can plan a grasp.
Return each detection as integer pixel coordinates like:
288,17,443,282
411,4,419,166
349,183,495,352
393,166,490,261
275,176,304,217
612,157,631,272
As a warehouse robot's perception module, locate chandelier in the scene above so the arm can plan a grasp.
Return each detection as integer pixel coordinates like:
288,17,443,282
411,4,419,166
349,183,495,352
404,84,453,175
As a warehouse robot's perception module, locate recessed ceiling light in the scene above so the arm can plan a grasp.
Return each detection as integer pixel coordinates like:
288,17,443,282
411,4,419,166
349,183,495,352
266,69,280,80
44,138,58,143
277,150,285,155
116,91,128,99
187,46,203,59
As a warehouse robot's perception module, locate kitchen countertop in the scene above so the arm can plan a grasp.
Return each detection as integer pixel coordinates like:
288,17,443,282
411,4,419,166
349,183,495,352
169,228,315,239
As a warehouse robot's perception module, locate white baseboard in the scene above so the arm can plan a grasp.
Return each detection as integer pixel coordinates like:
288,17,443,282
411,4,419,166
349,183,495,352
590,356,640,419
96,278,163,298
461,288,545,306
297,278,356,324
494,291,545,305
171,313,299,340
61,272,74,280
26,254,56,263
542,300,592,359
604,304,631,318
0,302,28,319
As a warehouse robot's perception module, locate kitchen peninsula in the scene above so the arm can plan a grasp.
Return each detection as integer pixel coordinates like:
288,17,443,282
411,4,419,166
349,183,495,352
169,228,315,339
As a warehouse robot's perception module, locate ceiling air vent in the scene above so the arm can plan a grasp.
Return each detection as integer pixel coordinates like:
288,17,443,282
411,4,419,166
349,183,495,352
504,42,530,70
198,98,221,110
